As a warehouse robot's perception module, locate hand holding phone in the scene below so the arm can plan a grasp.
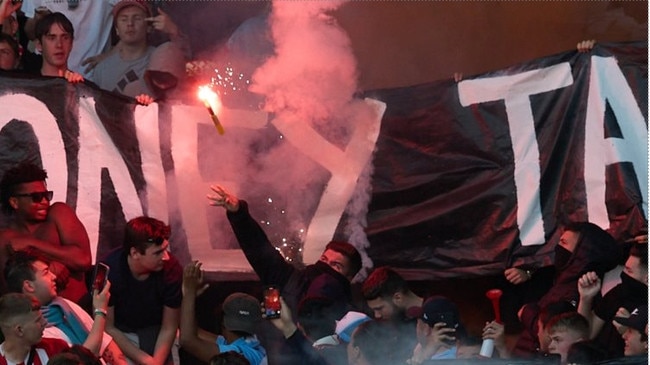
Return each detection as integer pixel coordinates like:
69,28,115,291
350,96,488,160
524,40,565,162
263,286,281,319
92,263,110,293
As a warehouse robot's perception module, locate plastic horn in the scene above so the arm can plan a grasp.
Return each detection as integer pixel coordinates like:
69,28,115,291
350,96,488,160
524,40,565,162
486,289,503,323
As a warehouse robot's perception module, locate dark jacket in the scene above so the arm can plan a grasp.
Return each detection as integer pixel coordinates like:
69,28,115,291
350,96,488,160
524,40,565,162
514,223,622,357
227,200,352,314
538,222,622,309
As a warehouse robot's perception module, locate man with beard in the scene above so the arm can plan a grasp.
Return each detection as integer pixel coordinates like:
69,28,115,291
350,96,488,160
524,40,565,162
361,267,422,363
362,267,423,321
0,162,91,305
577,243,648,358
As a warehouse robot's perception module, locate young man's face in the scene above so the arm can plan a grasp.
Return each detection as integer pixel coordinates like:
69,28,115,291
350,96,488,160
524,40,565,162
366,296,399,321
0,41,18,70
132,240,170,273
114,6,149,45
624,255,648,284
36,22,72,70
9,181,51,222
622,327,647,356
547,328,584,364
558,230,580,253
29,260,58,305
16,309,47,345
319,248,352,279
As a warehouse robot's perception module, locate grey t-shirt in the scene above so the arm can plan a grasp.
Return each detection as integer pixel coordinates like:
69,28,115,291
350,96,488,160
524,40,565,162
91,46,156,97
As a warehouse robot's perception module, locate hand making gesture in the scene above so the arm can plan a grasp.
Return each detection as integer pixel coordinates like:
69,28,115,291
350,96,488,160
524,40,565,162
207,185,240,212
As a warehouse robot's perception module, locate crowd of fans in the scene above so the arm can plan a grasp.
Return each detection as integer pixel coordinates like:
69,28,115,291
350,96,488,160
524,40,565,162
0,163,646,365
0,0,188,105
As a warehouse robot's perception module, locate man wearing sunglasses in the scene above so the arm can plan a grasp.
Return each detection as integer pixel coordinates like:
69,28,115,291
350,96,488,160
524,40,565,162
100,216,182,365
0,162,92,306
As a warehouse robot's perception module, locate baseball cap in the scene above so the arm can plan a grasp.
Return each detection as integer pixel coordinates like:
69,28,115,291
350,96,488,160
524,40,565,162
222,293,262,335
406,296,460,328
614,306,648,333
112,0,150,18
335,311,371,343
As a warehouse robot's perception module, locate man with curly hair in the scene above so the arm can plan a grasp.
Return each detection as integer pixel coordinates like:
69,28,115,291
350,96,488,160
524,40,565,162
0,162,91,304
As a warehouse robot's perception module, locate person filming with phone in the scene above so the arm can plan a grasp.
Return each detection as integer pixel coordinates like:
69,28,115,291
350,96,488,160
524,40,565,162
406,296,468,363
3,250,127,364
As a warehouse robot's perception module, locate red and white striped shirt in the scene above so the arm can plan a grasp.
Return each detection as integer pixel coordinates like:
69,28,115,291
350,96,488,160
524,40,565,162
0,338,69,365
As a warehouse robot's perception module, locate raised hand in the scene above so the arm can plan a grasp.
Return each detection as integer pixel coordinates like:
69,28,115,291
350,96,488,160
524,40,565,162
577,271,601,300
145,8,178,37
182,261,209,296
58,69,84,83
0,0,22,24
135,94,154,106
207,185,240,212
504,267,530,285
92,280,111,312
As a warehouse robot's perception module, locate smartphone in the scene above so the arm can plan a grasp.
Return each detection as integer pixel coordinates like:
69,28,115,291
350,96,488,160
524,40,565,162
432,311,458,345
92,263,110,292
263,286,281,319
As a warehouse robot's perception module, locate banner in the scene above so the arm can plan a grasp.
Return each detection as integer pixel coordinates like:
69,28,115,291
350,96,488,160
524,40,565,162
0,41,646,280
364,42,647,279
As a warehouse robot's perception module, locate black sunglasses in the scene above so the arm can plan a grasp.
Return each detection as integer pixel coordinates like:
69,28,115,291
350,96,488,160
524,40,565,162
13,191,54,203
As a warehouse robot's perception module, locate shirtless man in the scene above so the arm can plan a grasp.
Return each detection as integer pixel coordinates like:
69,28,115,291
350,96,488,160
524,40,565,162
0,162,91,304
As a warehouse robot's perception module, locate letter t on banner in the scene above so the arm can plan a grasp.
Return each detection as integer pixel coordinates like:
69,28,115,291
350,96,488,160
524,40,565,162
458,63,573,246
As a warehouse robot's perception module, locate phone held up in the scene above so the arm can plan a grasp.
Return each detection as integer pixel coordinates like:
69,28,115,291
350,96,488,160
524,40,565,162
263,286,281,319
92,263,110,292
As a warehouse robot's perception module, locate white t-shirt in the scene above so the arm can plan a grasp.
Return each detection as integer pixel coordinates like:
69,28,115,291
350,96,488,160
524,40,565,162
22,0,118,77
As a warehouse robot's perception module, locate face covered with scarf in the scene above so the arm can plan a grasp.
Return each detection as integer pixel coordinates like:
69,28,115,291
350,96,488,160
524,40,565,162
619,254,648,297
554,229,580,270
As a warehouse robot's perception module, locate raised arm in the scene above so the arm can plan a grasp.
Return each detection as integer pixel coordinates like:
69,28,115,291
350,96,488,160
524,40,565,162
208,185,295,287
577,271,605,339
179,261,220,362
0,0,22,27
83,281,111,355
146,7,191,59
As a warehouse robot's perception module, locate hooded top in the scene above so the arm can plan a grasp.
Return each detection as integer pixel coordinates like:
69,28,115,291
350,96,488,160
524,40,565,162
539,222,622,308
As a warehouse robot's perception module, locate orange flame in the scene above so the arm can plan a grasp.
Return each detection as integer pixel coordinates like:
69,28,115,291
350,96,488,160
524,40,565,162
197,85,224,135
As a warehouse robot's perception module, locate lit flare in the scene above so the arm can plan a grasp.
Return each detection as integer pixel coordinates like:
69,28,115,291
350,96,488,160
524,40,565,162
197,85,224,135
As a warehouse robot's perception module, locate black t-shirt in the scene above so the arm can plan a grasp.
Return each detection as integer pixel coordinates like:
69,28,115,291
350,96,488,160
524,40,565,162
102,248,182,333
593,284,648,359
